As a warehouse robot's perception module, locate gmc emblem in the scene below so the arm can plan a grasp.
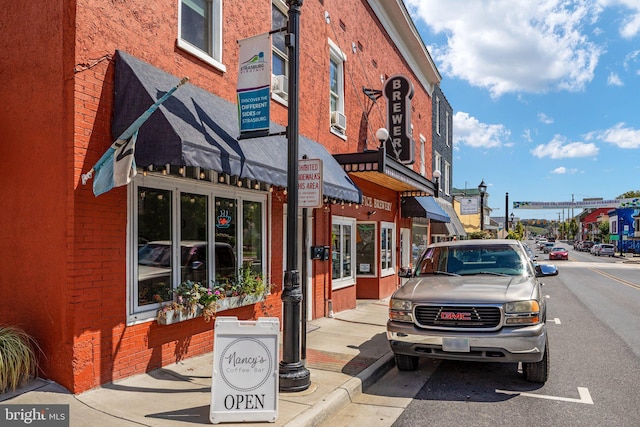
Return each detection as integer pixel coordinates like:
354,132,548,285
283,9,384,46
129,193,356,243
441,312,471,321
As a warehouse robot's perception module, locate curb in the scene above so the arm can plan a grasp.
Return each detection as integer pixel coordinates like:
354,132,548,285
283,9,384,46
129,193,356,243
285,351,395,427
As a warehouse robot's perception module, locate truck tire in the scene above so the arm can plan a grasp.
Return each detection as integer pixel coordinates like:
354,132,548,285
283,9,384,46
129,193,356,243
523,337,549,383
395,354,419,371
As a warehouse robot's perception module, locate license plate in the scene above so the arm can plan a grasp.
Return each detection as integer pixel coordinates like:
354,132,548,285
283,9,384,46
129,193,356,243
442,337,470,352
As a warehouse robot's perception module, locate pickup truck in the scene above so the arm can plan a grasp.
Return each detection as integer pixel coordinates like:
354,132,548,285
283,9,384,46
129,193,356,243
387,239,558,383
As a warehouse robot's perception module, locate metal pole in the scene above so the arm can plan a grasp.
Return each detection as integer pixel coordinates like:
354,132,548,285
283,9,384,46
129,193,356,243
480,193,484,231
279,0,310,392
505,192,509,235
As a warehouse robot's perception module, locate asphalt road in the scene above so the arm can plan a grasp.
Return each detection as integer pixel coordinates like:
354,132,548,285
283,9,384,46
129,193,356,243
322,241,640,427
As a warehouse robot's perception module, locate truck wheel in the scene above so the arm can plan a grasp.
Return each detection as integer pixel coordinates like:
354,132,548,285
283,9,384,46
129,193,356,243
395,354,419,371
523,337,549,383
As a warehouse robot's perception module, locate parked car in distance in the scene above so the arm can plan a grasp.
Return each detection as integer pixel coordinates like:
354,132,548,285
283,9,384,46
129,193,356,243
388,239,558,383
595,243,615,257
542,242,555,253
580,241,594,252
590,243,601,255
549,246,568,260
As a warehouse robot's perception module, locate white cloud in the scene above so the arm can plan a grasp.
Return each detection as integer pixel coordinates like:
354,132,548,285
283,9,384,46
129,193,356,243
552,166,579,174
453,112,511,148
607,72,624,86
530,135,599,158
592,122,640,148
523,129,533,142
406,0,604,97
538,112,554,124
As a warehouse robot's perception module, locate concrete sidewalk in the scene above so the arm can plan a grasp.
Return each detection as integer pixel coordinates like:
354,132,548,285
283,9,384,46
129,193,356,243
2,299,394,426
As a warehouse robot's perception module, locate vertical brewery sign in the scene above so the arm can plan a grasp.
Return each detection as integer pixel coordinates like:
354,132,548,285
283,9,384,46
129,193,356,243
210,317,280,424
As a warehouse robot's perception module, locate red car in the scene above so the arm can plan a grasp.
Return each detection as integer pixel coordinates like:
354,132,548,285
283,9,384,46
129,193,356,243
549,246,568,260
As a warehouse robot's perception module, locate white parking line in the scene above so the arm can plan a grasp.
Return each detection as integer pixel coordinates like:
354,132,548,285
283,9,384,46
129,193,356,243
547,317,561,324
495,387,593,404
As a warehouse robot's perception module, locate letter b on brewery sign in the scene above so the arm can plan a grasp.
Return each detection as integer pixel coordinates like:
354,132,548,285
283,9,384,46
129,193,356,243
383,74,415,165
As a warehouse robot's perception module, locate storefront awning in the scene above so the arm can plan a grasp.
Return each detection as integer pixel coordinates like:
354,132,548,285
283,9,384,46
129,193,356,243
401,196,450,222
433,197,467,237
112,50,362,203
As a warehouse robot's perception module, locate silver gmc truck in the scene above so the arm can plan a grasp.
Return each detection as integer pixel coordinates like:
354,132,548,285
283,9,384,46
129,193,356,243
387,239,558,383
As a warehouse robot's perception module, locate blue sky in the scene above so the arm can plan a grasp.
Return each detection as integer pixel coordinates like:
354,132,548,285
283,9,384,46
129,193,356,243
406,0,640,220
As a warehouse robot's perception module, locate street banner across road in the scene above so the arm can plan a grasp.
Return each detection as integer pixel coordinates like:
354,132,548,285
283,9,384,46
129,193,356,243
514,198,640,209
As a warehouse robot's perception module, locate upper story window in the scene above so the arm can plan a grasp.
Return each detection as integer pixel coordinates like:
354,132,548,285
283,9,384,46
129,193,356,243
419,134,426,176
444,161,451,195
329,39,346,135
445,110,450,146
271,1,288,102
178,0,225,72
435,96,441,135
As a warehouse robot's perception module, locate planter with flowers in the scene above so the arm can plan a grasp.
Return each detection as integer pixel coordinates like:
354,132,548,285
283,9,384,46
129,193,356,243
157,266,270,325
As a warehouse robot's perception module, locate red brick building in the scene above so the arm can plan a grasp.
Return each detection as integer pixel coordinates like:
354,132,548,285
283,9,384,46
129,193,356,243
1,0,441,393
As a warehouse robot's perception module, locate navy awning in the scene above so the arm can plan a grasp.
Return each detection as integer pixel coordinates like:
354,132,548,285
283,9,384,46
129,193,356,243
112,50,361,203
401,196,450,222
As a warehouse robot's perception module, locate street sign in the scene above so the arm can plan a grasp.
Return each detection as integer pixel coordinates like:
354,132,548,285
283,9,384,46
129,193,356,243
298,158,323,208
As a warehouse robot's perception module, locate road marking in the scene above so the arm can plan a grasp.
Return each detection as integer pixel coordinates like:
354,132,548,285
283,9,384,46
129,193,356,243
546,317,561,324
589,267,640,291
495,387,593,404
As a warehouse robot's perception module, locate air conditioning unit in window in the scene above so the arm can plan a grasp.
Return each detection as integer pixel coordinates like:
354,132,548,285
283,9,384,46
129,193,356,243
272,74,288,98
331,111,347,132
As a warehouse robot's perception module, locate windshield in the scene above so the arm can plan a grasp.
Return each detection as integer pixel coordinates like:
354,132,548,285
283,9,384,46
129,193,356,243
416,244,530,277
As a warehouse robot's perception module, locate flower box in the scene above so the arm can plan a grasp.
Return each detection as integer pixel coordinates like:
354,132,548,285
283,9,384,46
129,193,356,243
215,294,265,312
157,305,202,326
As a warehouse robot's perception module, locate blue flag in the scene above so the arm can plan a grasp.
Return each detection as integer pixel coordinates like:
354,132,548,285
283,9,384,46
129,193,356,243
82,77,189,196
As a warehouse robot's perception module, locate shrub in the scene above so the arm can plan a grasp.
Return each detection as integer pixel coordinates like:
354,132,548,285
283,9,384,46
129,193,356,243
0,326,39,393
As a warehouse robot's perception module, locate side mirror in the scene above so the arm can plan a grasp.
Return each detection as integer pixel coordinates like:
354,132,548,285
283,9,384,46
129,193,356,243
535,263,558,277
398,266,413,278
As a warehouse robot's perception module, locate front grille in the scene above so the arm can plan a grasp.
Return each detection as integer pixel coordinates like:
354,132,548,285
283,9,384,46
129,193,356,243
414,305,502,329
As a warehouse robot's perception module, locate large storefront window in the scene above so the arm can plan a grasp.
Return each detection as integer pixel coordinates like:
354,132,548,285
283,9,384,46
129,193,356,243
356,222,376,276
381,222,396,276
332,216,356,289
132,177,266,321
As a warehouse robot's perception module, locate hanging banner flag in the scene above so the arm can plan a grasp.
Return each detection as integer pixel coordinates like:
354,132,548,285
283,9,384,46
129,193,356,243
513,198,640,209
237,33,271,135
383,74,415,165
81,77,189,196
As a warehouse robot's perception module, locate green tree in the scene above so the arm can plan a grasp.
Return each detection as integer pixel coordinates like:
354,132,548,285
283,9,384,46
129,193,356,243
598,221,610,243
568,218,579,240
617,190,640,199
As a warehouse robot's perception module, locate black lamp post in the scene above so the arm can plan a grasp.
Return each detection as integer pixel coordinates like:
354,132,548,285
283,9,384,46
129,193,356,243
478,180,487,231
279,0,311,392
433,169,441,198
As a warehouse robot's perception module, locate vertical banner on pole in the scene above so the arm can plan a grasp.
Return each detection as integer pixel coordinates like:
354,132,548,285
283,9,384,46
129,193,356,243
237,33,272,135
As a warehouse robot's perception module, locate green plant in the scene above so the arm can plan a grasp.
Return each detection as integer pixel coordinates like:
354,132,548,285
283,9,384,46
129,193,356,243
235,265,266,296
0,326,39,393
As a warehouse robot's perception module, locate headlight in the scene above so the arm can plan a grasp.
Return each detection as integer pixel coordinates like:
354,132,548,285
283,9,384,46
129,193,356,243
504,300,540,325
389,298,413,322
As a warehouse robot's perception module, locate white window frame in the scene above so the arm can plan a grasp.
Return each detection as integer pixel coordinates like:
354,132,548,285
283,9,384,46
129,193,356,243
356,221,377,277
419,133,426,176
445,110,450,146
177,0,226,72
434,151,442,192
329,38,347,138
380,221,396,277
332,215,356,290
444,161,451,196
435,96,441,135
271,0,289,105
127,174,267,324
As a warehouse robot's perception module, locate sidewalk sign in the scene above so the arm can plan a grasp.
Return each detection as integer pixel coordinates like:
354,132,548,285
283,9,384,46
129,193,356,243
210,317,280,424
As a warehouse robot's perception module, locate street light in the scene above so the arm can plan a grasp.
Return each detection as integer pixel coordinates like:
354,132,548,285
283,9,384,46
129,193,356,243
478,179,487,231
433,169,441,198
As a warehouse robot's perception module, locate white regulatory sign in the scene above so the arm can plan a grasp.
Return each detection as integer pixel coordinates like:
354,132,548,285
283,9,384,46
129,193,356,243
298,158,323,208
